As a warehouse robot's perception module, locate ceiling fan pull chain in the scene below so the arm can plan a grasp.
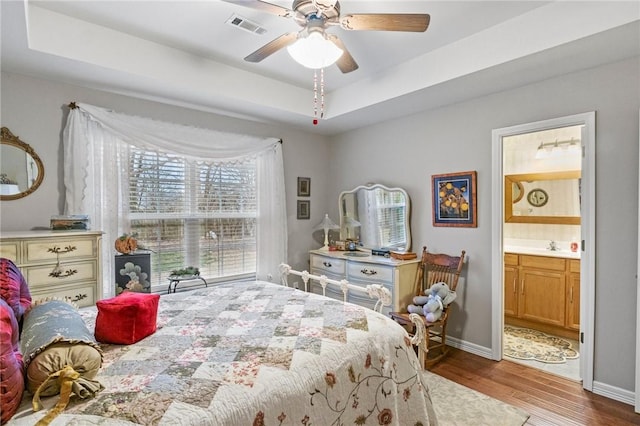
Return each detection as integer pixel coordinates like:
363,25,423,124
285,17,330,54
313,69,319,125
320,68,325,119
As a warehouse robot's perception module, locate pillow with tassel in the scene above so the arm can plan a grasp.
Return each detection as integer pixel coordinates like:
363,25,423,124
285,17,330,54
20,298,104,424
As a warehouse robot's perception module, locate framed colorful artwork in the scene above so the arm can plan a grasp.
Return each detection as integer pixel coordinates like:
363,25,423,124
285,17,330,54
297,177,311,197
432,171,477,227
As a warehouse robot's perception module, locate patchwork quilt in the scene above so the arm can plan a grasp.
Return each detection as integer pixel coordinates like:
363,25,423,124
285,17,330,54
10,281,437,425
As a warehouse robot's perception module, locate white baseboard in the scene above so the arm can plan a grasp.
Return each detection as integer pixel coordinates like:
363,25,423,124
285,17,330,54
445,337,636,407
592,380,635,406
446,336,493,360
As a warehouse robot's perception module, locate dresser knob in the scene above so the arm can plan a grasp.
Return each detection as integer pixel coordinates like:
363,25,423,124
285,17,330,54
323,261,332,268
361,269,377,276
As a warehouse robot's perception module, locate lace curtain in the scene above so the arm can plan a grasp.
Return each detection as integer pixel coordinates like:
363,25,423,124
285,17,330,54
63,103,286,297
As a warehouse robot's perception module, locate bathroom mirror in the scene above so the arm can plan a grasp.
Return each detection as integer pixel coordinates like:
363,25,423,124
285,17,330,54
339,183,411,252
1,127,44,201
505,171,580,225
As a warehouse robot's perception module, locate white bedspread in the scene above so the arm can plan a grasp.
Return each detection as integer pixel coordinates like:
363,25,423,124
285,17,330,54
10,280,437,425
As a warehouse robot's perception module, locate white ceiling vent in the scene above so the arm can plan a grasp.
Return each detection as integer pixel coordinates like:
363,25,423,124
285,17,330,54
226,14,268,35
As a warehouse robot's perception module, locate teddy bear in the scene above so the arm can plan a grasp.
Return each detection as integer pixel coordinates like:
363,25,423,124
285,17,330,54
405,282,457,322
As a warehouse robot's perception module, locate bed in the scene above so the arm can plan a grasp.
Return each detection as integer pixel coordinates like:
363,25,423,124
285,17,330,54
8,266,437,425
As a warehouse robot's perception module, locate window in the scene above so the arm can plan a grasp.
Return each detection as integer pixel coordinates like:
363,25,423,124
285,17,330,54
127,148,257,289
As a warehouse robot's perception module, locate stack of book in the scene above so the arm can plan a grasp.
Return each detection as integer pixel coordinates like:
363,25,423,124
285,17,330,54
390,251,417,260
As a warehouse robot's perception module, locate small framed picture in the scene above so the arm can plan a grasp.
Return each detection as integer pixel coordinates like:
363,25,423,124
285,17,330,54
432,170,477,227
297,200,310,220
297,177,311,197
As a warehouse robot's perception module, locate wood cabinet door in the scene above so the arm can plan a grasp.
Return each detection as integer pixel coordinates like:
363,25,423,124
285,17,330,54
504,265,519,317
518,268,566,327
566,271,581,330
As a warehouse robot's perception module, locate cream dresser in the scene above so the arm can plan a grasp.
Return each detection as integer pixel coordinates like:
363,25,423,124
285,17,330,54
309,249,419,315
0,230,103,307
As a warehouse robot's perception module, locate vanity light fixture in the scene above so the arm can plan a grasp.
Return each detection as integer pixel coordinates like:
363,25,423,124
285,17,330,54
314,213,340,250
534,138,580,159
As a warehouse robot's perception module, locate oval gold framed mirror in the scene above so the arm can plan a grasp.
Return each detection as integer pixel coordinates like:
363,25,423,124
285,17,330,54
1,127,44,201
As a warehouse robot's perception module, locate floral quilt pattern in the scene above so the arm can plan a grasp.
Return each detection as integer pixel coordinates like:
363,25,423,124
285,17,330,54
11,281,437,426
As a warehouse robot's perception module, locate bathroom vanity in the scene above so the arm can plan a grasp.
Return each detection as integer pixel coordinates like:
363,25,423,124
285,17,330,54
504,246,580,340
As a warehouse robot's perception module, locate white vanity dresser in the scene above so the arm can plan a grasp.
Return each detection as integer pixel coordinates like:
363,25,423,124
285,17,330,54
309,183,418,314
309,249,419,314
0,230,103,307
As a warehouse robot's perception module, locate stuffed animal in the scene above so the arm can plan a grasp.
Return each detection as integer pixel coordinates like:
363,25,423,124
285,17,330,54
429,282,457,306
424,282,457,322
405,282,457,322
406,295,430,314
423,295,444,322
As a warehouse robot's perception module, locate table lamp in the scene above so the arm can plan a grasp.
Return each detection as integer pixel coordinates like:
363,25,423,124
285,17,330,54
314,213,340,250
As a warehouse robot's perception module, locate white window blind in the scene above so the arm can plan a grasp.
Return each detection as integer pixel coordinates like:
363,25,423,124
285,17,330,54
127,148,257,288
374,190,407,249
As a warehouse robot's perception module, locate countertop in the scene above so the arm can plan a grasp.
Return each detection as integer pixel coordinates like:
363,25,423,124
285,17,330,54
504,245,580,259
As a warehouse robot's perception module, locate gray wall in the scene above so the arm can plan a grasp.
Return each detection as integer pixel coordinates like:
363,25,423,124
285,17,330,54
329,57,640,393
2,55,639,395
0,71,330,274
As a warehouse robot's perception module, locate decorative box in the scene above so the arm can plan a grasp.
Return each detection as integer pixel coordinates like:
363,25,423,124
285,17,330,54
50,215,90,230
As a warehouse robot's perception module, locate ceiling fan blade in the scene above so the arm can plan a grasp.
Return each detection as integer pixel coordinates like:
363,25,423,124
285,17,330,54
328,35,358,73
244,32,298,62
340,14,430,32
221,0,294,18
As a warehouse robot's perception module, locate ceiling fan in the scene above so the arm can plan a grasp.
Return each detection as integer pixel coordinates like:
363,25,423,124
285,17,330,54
224,0,430,73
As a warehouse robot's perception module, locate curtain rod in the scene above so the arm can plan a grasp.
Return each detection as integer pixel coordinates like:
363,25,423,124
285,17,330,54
67,101,282,144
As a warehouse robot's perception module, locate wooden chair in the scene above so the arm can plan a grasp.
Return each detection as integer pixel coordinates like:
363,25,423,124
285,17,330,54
390,246,465,369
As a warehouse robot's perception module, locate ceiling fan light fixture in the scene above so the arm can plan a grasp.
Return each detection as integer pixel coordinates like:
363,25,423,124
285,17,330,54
287,31,343,69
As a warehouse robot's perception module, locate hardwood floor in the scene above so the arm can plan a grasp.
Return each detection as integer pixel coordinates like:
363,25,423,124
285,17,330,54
429,348,639,425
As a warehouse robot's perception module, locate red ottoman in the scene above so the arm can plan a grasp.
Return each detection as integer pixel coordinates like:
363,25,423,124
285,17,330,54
95,292,160,344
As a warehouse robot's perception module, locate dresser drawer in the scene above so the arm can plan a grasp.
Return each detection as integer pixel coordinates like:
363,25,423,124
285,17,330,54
347,262,394,284
0,242,19,262
30,283,96,308
311,255,346,275
23,260,98,288
24,237,97,263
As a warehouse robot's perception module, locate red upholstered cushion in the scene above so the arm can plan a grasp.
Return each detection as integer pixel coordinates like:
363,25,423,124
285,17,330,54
0,257,32,322
0,299,24,424
95,292,160,344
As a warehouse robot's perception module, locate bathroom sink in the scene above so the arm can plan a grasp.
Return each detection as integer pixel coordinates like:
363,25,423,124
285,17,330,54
342,252,369,257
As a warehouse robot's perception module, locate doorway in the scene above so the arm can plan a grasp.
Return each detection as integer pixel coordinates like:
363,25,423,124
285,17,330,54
491,112,596,391
501,126,581,381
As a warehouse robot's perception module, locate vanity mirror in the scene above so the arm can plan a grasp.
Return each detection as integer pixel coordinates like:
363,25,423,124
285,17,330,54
1,127,44,200
339,183,411,252
504,170,580,225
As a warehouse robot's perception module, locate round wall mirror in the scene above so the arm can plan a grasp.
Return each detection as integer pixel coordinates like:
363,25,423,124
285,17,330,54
1,127,44,200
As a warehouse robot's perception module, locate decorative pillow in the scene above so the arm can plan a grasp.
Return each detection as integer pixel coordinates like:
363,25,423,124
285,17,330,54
95,291,160,344
0,299,24,424
21,299,103,422
0,257,32,323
